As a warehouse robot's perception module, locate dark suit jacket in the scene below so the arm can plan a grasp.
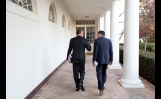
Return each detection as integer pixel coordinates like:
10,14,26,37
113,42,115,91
67,36,91,64
93,36,113,64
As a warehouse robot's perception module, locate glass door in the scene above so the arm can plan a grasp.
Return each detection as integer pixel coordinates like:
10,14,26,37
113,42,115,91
86,27,95,52
76,27,85,38
86,27,95,44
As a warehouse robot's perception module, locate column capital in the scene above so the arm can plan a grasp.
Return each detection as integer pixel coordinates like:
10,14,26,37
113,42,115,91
103,9,110,14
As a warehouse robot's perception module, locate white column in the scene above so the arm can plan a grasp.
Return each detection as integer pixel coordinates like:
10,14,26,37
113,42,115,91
99,17,104,31
118,0,144,88
104,9,111,39
98,17,100,31
108,0,122,69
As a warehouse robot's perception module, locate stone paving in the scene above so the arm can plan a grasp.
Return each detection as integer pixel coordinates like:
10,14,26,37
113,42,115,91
32,55,155,99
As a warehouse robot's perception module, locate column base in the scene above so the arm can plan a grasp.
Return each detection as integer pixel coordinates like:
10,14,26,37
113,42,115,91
118,78,145,88
108,64,122,69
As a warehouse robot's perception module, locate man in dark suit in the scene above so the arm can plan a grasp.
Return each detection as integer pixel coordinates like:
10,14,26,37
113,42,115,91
92,30,113,96
67,29,91,91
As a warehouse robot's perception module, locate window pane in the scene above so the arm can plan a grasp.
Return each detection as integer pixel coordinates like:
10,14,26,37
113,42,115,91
90,36,92,39
27,0,32,4
93,35,95,39
19,2,22,6
62,15,65,27
89,20,91,24
49,5,55,23
80,20,82,25
90,32,92,35
87,32,89,35
10,0,33,12
23,1,27,5
85,20,87,24
87,35,89,39
76,20,78,25
83,20,85,24
23,6,27,9
92,20,95,24
12,0,17,4
28,5,33,11
85,27,95,44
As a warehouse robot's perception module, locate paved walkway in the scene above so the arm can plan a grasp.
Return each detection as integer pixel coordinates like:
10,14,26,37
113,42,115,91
32,55,155,99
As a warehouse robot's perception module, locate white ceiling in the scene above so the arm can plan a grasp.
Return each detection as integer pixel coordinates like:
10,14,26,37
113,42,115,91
61,0,110,19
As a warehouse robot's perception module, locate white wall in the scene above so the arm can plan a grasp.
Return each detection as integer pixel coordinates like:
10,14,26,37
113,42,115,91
71,19,76,38
99,17,104,31
6,0,75,99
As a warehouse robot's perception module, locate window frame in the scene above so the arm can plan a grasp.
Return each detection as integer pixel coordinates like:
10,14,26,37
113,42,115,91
48,3,57,24
8,0,34,12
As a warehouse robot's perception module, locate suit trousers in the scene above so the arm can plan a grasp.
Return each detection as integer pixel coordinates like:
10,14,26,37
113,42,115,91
73,63,85,88
96,64,108,90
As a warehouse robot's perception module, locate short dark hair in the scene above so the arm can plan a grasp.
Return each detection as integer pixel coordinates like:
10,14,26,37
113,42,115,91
98,30,105,36
77,29,83,35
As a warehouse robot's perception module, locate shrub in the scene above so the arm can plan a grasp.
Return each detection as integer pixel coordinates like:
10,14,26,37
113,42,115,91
139,43,145,50
120,43,155,52
119,47,155,85
139,50,155,85
119,46,124,64
119,43,124,46
139,43,155,52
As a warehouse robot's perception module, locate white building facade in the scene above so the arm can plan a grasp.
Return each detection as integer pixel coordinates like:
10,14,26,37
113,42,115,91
6,0,144,99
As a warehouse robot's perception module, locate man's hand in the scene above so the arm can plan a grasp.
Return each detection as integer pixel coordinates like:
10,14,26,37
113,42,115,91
109,61,113,65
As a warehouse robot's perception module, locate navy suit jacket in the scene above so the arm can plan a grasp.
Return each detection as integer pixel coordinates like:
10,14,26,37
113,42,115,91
92,36,113,64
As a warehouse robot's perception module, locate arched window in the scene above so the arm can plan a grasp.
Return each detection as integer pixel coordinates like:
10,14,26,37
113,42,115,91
9,0,33,12
49,5,55,22
68,21,70,30
62,14,66,28
48,3,57,23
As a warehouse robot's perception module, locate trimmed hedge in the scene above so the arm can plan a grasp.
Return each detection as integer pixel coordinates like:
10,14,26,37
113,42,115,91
119,46,155,85
119,43,124,46
119,43,155,52
139,43,155,52
119,46,124,64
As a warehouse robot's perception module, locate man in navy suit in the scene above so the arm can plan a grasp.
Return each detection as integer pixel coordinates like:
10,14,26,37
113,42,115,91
92,30,113,96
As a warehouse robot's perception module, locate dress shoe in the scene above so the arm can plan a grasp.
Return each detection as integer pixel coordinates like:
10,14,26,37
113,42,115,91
81,85,85,91
102,87,105,90
76,88,80,91
99,89,103,96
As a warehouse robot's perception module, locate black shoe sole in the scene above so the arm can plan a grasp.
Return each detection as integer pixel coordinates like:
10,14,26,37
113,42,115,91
76,88,80,91
81,88,85,91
